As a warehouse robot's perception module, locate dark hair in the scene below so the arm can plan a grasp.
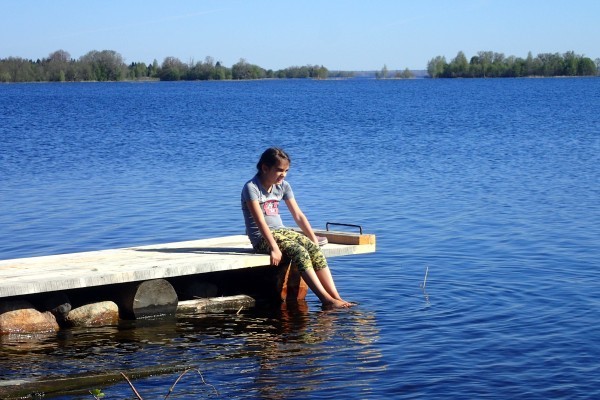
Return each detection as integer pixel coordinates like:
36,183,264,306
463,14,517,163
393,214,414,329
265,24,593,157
256,147,290,173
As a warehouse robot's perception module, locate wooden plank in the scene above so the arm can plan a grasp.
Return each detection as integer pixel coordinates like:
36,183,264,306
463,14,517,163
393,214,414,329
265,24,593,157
0,234,376,299
299,229,376,246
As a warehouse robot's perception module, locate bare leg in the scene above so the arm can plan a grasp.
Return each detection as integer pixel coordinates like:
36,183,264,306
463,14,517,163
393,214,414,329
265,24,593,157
315,267,347,302
301,268,353,308
270,230,353,308
301,269,350,308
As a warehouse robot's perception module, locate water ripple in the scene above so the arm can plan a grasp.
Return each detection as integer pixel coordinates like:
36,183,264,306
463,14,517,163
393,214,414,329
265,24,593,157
1,79,599,399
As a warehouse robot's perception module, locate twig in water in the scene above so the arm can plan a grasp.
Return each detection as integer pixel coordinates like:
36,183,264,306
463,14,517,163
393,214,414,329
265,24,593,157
422,265,429,290
196,369,219,396
121,372,144,400
164,369,191,400
420,266,430,303
236,305,244,315
164,368,219,399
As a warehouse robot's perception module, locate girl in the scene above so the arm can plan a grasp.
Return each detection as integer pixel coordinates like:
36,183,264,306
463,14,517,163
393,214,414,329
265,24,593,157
241,147,353,308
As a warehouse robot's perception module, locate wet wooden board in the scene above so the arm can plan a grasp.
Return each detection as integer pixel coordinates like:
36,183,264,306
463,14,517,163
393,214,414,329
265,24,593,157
0,234,376,298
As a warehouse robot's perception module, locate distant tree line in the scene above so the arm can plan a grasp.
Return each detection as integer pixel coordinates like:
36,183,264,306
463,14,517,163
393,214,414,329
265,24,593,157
428,50,599,78
0,49,330,83
375,64,415,79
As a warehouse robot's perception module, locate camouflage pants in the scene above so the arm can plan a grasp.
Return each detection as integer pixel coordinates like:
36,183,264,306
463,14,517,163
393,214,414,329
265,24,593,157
255,228,328,272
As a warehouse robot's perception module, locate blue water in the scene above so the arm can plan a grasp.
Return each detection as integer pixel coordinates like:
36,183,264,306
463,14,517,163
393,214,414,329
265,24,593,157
1,79,599,399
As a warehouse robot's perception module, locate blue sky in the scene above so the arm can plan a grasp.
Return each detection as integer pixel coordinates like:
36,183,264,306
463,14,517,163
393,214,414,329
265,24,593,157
2,0,599,71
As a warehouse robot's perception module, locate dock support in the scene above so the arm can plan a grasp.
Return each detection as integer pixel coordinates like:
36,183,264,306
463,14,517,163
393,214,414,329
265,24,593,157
177,295,255,314
117,279,178,320
277,260,308,301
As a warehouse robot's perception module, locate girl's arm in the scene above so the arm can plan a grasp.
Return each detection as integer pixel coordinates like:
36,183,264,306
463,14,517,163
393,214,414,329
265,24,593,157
246,200,283,266
285,198,319,244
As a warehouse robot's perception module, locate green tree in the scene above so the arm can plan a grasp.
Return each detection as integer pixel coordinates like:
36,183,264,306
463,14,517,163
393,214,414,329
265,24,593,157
449,51,469,77
476,51,494,77
128,62,150,79
231,58,251,79
491,52,507,77
231,58,265,79
563,51,578,76
1,57,35,82
524,51,535,76
79,50,126,81
315,65,328,79
46,49,71,81
395,68,414,79
275,65,327,79
505,56,525,77
428,50,598,78
159,56,186,80
186,56,220,80
376,64,388,79
212,61,230,80
427,56,446,78
149,59,160,78
577,56,597,75
537,53,563,76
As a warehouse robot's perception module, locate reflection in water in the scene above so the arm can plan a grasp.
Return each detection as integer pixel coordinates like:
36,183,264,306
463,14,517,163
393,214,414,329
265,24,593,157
0,303,386,398
0,319,189,385
235,301,386,399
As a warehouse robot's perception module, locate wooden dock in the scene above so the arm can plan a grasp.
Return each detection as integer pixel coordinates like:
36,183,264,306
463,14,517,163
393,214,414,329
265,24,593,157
0,232,376,299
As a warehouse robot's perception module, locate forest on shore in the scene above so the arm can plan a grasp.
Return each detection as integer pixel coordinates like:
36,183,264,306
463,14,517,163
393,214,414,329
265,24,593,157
0,50,334,83
1,49,598,83
427,50,598,78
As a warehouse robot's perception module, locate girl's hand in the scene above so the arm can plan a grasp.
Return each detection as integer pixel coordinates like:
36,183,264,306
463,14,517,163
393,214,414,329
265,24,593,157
270,247,283,266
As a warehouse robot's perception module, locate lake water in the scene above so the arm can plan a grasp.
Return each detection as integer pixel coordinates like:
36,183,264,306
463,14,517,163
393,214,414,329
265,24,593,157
1,78,599,399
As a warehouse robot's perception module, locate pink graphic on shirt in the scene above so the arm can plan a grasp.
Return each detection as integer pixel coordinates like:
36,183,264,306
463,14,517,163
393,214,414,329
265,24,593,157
263,200,279,216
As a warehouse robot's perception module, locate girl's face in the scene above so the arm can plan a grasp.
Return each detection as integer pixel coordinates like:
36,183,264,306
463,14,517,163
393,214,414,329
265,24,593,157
261,160,290,187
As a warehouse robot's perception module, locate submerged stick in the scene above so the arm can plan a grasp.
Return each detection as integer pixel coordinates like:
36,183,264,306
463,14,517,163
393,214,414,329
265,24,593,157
197,369,219,396
164,369,192,400
121,372,144,400
0,364,193,399
164,368,219,399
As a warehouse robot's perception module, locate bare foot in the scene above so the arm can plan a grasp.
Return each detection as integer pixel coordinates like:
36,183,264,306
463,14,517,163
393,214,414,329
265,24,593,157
336,297,357,307
323,298,354,309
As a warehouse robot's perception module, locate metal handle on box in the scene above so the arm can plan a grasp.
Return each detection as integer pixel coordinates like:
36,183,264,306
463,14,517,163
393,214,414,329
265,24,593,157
325,222,363,235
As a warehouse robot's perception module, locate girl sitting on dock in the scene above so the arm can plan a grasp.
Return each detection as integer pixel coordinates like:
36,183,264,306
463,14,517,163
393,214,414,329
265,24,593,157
241,147,353,308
